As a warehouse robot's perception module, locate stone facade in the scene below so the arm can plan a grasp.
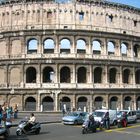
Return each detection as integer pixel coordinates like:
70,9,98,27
0,0,140,112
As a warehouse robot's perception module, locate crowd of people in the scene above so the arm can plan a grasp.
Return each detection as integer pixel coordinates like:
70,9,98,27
0,102,18,125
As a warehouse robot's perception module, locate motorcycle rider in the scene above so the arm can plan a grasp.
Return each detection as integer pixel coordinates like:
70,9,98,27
24,113,36,132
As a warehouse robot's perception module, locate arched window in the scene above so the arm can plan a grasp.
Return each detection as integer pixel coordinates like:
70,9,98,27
135,69,140,84
133,44,140,58
60,96,71,111
94,67,102,83
121,43,128,56
92,40,101,54
77,67,87,83
60,38,71,54
107,41,115,55
77,96,87,111
124,96,131,110
43,67,54,83
43,38,55,53
110,96,118,110
60,66,71,83
94,96,103,109
123,69,130,84
76,39,86,54
42,96,54,111
25,97,36,111
27,39,38,54
109,68,117,83
26,67,36,83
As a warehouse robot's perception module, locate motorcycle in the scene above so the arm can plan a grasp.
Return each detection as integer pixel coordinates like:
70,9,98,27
117,117,127,128
16,119,41,136
0,120,12,140
82,120,97,134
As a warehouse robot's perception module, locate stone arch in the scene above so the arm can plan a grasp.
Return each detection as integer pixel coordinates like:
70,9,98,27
109,96,118,110
60,38,71,54
123,96,132,110
94,96,103,109
122,68,130,84
60,96,71,111
27,38,38,54
76,38,86,54
94,67,102,83
77,96,87,111
135,69,140,84
42,66,54,83
136,96,140,110
60,66,71,83
92,39,101,54
109,67,117,83
43,38,55,53
77,67,87,83
42,96,54,111
26,67,36,83
25,96,36,111
107,41,115,55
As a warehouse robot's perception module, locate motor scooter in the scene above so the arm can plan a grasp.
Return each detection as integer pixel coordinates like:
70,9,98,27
0,120,12,140
117,117,127,128
82,120,96,134
16,119,41,136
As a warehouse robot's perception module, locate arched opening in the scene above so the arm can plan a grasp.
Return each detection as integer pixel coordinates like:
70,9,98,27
136,97,140,110
135,70,140,84
43,38,55,53
43,67,54,83
27,39,38,54
25,97,36,111
92,40,101,54
77,67,87,83
94,67,102,83
123,69,130,84
60,96,71,111
42,96,54,111
60,67,71,83
76,39,86,54
60,38,71,54
26,67,36,83
107,41,115,55
110,96,118,110
77,97,87,111
121,43,128,56
124,96,131,110
109,68,117,83
94,97,103,109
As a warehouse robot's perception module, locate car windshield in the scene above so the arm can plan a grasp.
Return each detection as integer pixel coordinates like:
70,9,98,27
93,112,105,117
117,111,127,116
68,112,79,117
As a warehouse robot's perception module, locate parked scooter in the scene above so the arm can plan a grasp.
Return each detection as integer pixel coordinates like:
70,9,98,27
117,117,127,128
0,120,12,140
82,120,97,134
16,119,41,136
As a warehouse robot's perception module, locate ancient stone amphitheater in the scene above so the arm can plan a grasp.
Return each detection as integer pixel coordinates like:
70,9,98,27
0,0,140,112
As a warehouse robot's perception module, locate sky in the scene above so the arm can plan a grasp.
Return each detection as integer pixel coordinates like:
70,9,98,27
108,0,140,8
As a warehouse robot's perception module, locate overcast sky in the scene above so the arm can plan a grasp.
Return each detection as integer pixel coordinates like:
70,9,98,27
108,0,140,8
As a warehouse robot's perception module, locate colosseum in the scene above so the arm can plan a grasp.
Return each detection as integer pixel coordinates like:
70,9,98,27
0,0,140,112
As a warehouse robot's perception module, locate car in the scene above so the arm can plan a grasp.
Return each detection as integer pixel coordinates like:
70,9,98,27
136,110,140,119
62,111,88,125
117,110,137,123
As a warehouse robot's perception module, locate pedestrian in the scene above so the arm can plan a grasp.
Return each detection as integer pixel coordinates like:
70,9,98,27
0,105,3,124
13,104,18,119
104,112,110,129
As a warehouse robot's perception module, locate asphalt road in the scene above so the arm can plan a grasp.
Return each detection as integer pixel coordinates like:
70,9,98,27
5,122,140,140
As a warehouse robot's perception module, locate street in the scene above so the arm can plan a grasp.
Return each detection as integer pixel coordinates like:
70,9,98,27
6,122,140,140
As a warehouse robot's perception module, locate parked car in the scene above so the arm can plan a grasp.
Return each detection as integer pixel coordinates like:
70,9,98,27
136,110,140,119
62,111,88,125
117,110,137,123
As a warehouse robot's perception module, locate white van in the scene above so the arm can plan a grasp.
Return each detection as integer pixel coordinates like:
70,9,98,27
93,109,117,125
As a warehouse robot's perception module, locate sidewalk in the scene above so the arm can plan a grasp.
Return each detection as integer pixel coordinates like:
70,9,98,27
12,112,63,127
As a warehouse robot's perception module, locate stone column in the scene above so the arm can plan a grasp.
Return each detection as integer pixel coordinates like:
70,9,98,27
72,65,76,83
102,38,106,55
119,66,122,86
21,37,26,58
71,36,76,54
54,35,59,54
89,65,93,83
132,67,136,86
104,65,108,84
38,36,42,55
116,40,121,57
